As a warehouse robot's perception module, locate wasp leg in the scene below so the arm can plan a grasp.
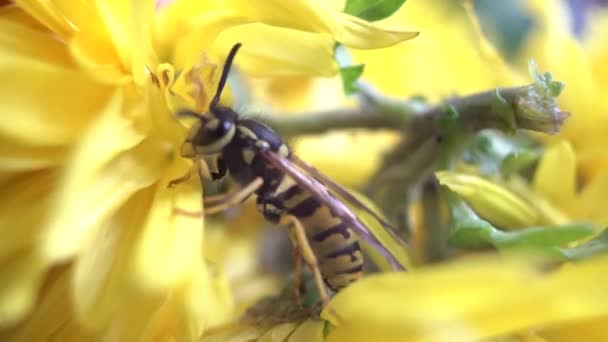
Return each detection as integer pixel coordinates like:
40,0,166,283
204,177,263,214
293,246,303,307
283,215,330,306
203,186,245,205
167,165,193,188
174,177,264,217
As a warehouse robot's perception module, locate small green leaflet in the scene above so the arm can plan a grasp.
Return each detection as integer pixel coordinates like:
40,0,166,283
344,0,407,21
444,188,594,256
334,44,365,95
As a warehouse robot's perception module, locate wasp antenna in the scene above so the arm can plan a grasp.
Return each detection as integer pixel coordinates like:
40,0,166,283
209,43,242,110
175,109,208,121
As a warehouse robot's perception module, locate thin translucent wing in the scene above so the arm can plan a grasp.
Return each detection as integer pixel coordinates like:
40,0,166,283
262,150,406,271
291,155,409,248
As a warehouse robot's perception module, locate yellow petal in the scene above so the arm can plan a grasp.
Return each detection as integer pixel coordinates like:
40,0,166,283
40,92,158,263
585,9,608,108
324,255,608,342
167,8,251,65
72,187,155,331
129,160,203,291
532,140,576,210
258,322,298,342
13,0,76,37
154,0,213,54
201,323,266,342
538,316,608,342
287,319,325,342
0,18,114,146
0,4,48,31
506,176,571,226
226,0,418,49
213,24,337,77
330,11,418,49
60,0,129,83
0,141,66,171
353,0,520,100
94,0,157,85
576,170,608,227
295,131,398,187
0,268,94,341
0,171,55,263
436,171,538,229
0,250,47,327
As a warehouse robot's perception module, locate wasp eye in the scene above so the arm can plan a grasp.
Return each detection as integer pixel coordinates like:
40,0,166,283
218,119,233,136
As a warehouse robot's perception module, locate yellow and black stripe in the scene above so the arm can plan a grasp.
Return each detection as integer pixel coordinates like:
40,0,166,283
260,175,364,291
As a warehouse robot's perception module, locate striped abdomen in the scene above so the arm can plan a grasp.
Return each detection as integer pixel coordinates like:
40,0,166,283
257,176,364,291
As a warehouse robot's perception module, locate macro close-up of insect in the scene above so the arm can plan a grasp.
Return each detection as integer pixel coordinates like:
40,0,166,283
5,1,608,340
169,43,407,306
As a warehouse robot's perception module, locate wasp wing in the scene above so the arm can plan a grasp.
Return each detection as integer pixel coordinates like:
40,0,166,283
261,149,407,271
290,155,409,248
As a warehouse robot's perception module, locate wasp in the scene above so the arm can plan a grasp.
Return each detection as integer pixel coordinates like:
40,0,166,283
170,43,406,305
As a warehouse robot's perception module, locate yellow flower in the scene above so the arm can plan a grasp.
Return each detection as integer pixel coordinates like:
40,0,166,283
325,254,608,342
0,0,416,339
202,254,608,342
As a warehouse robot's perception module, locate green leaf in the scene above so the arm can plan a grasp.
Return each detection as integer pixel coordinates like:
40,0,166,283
334,44,365,95
494,224,594,248
559,228,608,260
500,150,539,175
462,131,539,176
344,0,407,21
340,65,365,95
445,188,595,254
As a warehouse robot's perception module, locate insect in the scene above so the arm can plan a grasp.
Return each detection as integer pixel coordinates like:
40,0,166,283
170,43,406,305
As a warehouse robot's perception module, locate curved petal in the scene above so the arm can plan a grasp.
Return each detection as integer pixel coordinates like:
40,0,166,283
201,324,266,341
0,142,66,171
330,11,418,49
258,322,298,341
72,187,157,331
60,1,127,83
287,319,325,342
12,0,76,37
532,140,576,210
144,260,234,341
226,0,418,49
40,92,159,263
0,250,47,327
539,316,608,341
170,8,251,68
0,19,113,147
324,255,608,342
128,160,203,291
436,171,538,229
0,268,93,340
212,24,337,77
576,170,608,227
94,0,157,85
0,171,55,263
